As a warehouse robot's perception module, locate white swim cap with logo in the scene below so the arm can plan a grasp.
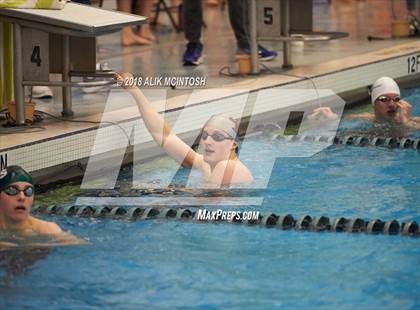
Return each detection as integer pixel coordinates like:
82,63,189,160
204,114,238,139
370,77,400,104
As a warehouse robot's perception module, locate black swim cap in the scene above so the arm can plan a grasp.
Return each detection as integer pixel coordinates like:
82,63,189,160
0,166,33,191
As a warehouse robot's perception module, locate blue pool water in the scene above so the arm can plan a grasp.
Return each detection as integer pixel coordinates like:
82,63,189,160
1,88,419,309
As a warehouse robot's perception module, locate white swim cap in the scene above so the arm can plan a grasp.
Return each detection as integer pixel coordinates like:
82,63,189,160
204,114,238,139
370,77,400,104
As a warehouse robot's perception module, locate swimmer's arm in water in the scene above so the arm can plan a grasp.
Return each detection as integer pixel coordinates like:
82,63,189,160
116,73,204,169
307,107,339,120
30,217,87,246
344,113,374,121
0,241,18,248
308,107,374,121
22,233,87,248
0,234,86,248
44,232,87,246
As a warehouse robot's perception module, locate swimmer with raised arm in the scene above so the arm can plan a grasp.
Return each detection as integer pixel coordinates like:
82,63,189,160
116,72,253,186
0,166,86,248
309,77,420,129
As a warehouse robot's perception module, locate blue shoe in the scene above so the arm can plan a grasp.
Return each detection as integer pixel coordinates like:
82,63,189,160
183,43,203,66
237,45,278,61
258,45,278,61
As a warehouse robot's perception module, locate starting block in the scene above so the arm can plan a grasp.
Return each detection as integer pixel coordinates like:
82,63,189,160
0,3,146,124
249,0,348,73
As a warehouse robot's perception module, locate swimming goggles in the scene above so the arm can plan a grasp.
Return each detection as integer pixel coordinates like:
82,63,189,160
201,130,233,142
3,185,34,197
376,96,401,105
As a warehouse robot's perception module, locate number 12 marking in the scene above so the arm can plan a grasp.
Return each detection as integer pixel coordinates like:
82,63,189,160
407,54,420,74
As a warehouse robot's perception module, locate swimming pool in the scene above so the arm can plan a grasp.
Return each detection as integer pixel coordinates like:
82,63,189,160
1,87,419,309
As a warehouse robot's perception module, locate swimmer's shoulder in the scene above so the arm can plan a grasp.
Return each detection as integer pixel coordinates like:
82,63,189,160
213,159,253,185
232,160,253,182
29,216,62,235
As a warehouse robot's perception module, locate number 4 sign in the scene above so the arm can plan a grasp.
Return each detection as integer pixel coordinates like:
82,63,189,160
22,28,49,81
31,46,42,67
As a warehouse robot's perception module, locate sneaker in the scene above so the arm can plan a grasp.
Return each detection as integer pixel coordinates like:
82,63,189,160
183,42,203,66
237,45,278,62
258,45,278,61
30,86,53,99
97,62,111,72
82,62,113,94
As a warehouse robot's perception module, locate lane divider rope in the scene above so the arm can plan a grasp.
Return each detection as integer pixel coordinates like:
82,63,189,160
32,205,419,237
275,135,420,150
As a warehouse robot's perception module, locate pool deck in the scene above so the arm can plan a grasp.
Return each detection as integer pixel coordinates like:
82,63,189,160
0,0,419,183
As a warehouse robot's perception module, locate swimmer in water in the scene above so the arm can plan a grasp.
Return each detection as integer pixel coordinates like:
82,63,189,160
116,72,253,187
0,166,85,248
309,77,420,130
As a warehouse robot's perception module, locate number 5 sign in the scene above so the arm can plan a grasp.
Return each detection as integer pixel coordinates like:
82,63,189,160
22,28,49,81
257,0,281,37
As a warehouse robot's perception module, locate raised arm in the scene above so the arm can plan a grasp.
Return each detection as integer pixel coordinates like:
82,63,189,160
116,73,203,169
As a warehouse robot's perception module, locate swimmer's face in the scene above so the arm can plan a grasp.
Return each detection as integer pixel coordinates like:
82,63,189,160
373,93,400,121
0,182,34,223
200,127,237,165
